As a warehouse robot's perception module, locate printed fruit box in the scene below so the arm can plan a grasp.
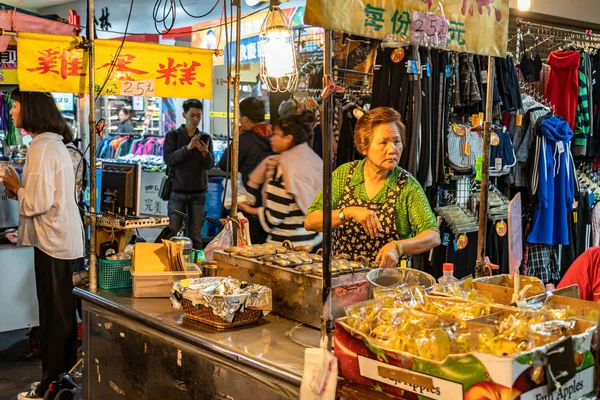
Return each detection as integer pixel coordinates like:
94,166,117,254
334,317,596,400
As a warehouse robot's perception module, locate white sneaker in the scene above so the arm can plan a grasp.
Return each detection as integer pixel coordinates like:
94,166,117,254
30,382,40,391
17,390,43,400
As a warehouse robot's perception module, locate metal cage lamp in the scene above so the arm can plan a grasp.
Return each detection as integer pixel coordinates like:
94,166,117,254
259,0,298,92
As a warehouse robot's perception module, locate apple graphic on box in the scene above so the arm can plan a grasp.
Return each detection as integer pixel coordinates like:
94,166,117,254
464,380,520,400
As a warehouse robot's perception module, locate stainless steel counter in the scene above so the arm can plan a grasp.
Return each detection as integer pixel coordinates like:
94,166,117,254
75,287,319,399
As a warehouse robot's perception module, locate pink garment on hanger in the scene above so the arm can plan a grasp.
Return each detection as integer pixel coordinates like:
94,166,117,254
143,138,157,155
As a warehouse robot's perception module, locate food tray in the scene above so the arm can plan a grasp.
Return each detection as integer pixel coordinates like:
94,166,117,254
180,298,262,329
131,266,202,298
98,259,132,290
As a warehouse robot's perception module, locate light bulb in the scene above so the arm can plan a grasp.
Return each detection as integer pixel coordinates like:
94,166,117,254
517,0,531,11
263,29,295,78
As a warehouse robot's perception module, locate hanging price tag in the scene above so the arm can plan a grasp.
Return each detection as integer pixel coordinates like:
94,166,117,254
462,143,471,155
120,80,155,97
391,48,405,63
557,141,565,154
425,63,431,77
444,64,453,78
495,157,503,170
411,60,419,74
471,114,480,127
496,220,507,237
516,114,523,126
478,112,485,123
491,132,500,146
410,11,449,47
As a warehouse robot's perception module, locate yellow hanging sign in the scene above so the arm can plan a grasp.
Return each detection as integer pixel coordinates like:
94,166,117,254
17,32,213,99
304,0,509,57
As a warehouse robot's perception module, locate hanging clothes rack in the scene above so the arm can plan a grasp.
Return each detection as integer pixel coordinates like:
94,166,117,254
515,19,600,62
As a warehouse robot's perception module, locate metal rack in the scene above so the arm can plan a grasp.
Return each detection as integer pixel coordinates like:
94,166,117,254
91,215,169,230
512,19,600,62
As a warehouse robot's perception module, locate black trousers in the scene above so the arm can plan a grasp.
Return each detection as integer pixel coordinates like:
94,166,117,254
34,248,79,396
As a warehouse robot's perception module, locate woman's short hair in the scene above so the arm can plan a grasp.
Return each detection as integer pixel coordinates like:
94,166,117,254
11,88,72,142
353,107,406,154
273,109,315,146
118,108,131,117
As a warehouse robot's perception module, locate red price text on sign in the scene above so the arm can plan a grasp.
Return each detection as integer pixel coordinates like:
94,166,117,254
410,11,449,47
120,79,155,97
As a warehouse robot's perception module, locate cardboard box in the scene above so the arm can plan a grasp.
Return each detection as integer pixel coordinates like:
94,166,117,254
527,293,600,321
470,275,546,305
334,317,596,400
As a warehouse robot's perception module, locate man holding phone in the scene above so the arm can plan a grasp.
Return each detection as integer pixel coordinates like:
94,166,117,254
164,99,214,249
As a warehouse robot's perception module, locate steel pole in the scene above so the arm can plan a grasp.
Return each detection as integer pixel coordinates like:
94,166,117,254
87,0,98,292
321,29,333,348
230,0,241,219
475,57,495,277
229,0,242,245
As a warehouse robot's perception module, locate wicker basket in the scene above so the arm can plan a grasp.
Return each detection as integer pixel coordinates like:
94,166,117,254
180,298,262,329
98,259,132,290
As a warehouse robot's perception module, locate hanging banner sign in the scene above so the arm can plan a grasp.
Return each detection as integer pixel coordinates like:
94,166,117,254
304,0,509,57
17,32,213,99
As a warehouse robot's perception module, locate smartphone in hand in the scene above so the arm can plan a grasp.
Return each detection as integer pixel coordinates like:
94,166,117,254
200,133,211,145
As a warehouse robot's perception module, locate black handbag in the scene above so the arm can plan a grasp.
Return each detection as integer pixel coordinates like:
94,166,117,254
159,170,174,201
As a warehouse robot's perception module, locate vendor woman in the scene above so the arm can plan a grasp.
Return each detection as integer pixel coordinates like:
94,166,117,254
305,107,440,268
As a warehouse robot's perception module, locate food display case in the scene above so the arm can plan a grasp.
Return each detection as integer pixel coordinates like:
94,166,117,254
213,250,369,328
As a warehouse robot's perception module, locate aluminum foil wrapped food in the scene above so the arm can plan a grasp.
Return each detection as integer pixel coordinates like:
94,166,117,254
171,277,272,323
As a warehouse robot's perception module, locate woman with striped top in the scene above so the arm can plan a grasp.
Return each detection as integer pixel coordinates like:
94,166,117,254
240,110,323,247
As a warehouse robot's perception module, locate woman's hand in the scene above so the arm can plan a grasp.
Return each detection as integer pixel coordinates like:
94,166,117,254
375,241,400,268
238,202,259,216
0,167,21,194
346,206,382,239
4,188,17,200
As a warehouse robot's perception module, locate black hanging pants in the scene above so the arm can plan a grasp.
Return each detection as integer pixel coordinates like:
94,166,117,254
33,247,79,396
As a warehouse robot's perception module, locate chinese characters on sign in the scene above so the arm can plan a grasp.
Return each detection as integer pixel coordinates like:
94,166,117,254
94,7,112,31
0,47,16,69
461,0,503,22
18,32,214,99
156,59,207,87
225,36,260,65
141,176,167,216
364,4,385,31
98,54,148,81
26,48,86,79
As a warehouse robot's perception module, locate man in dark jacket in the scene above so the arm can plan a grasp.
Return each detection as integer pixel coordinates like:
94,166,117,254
219,97,272,243
164,99,214,249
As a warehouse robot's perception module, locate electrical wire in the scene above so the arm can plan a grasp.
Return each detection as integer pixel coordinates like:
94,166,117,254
94,0,135,101
152,0,221,34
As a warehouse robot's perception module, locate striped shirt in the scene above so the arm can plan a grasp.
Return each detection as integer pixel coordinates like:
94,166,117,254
258,164,322,247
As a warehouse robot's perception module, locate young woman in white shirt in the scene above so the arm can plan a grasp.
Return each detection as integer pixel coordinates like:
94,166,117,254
0,89,84,400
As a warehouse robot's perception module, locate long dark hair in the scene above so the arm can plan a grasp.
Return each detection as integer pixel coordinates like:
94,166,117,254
11,88,72,143
273,110,315,146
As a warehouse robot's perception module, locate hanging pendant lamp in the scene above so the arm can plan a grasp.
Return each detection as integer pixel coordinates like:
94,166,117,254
259,0,298,92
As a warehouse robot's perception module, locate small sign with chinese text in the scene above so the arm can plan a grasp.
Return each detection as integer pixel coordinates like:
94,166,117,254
18,32,213,99
305,0,509,57
410,11,449,47
120,80,155,97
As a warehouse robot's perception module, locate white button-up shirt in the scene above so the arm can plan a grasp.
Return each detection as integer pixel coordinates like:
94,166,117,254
17,132,84,260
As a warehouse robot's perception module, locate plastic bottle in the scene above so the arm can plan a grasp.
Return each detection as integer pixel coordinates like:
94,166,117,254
438,263,459,285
